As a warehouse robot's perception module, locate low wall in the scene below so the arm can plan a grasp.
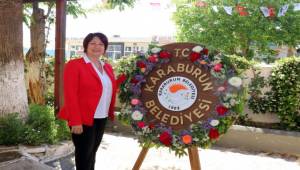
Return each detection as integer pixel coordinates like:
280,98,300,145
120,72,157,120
105,120,300,156
216,125,300,156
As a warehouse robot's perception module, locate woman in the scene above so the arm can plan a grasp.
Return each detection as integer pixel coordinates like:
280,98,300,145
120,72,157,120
58,32,117,170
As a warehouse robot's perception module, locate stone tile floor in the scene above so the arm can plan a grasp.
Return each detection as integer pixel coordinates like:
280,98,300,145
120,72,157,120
47,133,300,170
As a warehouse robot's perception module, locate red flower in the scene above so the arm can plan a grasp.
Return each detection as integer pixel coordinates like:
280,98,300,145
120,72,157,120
159,50,171,59
213,63,223,72
148,122,155,129
159,131,172,146
189,52,201,62
137,121,145,128
137,61,146,68
148,55,158,63
201,48,209,55
216,105,228,116
130,77,139,84
209,128,219,140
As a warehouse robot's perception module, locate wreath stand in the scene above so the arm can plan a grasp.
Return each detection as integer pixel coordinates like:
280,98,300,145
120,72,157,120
132,145,201,170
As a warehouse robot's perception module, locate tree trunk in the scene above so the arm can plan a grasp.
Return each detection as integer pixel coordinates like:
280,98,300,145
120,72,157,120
0,0,28,118
25,2,46,105
287,46,296,57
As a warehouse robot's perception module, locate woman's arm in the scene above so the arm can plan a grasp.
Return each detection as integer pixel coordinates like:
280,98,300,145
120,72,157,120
63,60,82,126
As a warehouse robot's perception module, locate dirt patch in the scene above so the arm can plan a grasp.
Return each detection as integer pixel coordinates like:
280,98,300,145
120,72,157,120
0,151,22,163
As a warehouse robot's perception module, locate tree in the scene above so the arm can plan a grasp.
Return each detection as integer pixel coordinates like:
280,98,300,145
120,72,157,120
0,0,28,118
24,1,86,105
24,0,136,105
173,0,300,61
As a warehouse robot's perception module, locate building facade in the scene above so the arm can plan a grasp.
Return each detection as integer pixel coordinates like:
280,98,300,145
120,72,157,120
65,35,175,60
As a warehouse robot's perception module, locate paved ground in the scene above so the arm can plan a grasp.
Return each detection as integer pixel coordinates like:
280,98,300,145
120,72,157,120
48,133,300,170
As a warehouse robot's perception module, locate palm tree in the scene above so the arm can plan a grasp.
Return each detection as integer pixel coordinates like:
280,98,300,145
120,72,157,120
0,0,28,118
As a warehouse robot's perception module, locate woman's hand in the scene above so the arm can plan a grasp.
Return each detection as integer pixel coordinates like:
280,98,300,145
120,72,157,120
71,125,83,134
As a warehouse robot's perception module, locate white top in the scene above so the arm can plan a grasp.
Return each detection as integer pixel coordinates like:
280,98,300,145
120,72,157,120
83,54,113,118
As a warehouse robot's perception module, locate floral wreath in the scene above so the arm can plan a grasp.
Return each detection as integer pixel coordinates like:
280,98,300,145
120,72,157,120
116,44,246,156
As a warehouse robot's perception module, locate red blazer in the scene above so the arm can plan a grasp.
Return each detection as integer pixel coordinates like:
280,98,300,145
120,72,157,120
58,58,117,126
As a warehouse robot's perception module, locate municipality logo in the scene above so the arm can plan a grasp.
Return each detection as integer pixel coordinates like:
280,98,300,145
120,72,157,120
158,76,197,111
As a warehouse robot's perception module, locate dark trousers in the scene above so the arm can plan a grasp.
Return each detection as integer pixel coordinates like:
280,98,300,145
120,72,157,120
71,118,107,170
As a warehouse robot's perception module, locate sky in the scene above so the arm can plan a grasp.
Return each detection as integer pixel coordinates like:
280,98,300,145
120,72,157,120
23,0,177,49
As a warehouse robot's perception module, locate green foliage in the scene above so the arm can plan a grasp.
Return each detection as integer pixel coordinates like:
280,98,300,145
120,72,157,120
45,58,55,106
67,1,86,18
114,55,139,103
223,54,256,74
24,104,57,145
0,105,70,145
55,119,71,141
0,113,25,145
100,0,136,11
248,57,300,131
173,0,300,62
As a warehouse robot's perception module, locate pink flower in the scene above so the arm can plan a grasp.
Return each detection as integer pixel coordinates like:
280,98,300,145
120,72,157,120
217,86,225,92
131,98,140,105
213,63,223,72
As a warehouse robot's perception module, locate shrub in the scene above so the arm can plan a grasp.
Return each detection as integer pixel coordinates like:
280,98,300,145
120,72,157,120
55,119,71,141
0,113,25,145
248,57,300,131
24,104,57,145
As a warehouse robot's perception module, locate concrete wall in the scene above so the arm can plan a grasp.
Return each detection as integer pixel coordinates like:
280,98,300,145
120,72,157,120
216,125,300,156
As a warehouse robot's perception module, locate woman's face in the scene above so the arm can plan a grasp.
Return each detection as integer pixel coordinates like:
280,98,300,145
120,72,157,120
86,36,105,58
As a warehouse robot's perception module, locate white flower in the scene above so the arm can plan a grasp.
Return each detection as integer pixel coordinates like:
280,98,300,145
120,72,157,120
192,46,203,53
213,56,222,64
223,103,230,108
151,47,161,53
193,137,199,142
142,127,151,134
131,110,143,120
230,98,236,106
210,119,219,126
228,77,242,88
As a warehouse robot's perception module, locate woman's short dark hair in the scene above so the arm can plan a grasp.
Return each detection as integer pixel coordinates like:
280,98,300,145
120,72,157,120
83,32,109,52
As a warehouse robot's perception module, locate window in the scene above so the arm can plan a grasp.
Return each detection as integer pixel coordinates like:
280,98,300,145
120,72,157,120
106,44,123,60
70,51,75,57
125,47,131,51
125,46,132,56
